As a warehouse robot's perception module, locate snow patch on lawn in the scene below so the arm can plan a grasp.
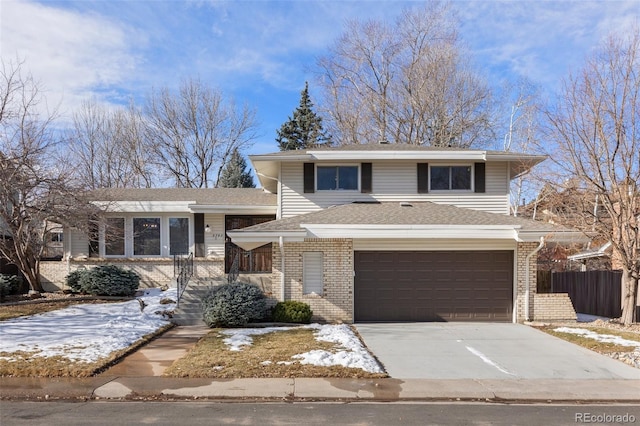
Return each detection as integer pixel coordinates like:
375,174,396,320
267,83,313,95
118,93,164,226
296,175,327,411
554,327,640,348
220,324,384,373
293,324,384,373
220,327,294,351
0,289,176,363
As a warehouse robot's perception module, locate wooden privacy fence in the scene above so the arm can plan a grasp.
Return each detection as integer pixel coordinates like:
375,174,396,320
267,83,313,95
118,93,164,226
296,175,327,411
539,271,622,318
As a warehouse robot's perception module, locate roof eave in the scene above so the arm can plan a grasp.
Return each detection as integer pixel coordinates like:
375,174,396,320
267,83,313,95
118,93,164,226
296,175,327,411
188,204,277,214
517,230,589,243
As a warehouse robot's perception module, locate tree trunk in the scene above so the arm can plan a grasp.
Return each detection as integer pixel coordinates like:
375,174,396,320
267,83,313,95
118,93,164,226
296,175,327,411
620,267,639,325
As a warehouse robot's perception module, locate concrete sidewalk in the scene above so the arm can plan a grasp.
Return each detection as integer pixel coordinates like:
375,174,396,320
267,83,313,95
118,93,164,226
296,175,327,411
1,325,639,403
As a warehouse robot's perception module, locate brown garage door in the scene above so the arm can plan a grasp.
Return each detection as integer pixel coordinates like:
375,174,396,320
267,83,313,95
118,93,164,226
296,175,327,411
354,251,513,322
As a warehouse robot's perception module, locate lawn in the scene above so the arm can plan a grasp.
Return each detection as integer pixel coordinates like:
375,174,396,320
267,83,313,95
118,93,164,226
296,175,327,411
538,325,640,356
163,325,387,379
0,289,176,377
0,299,121,321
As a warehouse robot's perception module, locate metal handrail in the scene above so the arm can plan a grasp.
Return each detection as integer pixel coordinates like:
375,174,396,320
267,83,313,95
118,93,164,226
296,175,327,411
174,252,193,307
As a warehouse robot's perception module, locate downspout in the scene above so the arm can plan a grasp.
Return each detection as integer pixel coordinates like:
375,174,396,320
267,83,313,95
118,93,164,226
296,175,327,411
525,237,545,321
279,236,285,301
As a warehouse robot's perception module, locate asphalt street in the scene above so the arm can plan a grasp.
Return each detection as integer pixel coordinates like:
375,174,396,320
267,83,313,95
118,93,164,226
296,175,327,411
2,401,640,426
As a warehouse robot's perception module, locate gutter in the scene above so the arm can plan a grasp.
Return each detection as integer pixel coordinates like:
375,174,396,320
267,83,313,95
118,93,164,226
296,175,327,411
525,237,545,321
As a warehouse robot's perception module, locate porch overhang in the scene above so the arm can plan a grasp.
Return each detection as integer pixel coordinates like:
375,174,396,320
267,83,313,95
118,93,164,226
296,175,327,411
227,230,307,251
187,204,277,215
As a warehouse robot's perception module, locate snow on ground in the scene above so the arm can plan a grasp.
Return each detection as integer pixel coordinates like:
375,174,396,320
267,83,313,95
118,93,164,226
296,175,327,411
0,289,176,363
220,324,384,373
554,327,640,348
221,326,293,351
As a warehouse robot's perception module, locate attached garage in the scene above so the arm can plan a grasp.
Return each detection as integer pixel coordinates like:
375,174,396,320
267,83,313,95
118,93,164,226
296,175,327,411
354,251,514,322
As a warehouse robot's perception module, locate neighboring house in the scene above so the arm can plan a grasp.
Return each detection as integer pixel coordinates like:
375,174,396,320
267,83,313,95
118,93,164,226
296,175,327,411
43,143,585,323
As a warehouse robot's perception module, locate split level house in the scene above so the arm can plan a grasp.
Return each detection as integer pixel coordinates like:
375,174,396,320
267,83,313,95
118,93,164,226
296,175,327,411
41,144,586,323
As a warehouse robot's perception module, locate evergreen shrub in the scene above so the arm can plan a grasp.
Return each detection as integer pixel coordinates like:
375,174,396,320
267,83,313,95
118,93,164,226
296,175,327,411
69,265,140,296
272,301,313,323
0,274,20,300
201,283,267,327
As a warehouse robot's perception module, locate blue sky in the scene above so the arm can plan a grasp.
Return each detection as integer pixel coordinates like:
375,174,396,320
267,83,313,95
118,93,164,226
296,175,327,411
2,0,638,154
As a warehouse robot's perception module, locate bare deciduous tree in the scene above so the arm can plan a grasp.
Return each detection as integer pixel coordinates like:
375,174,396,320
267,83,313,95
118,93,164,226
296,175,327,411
501,79,542,216
315,1,495,147
544,29,640,324
144,78,259,188
0,59,100,293
68,99,155,189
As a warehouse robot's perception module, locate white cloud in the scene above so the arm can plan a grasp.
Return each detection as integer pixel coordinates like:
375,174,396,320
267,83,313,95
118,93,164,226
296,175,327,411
458,1,639,90
1,0,141,119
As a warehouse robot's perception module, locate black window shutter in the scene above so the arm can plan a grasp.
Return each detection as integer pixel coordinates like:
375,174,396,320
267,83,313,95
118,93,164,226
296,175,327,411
361,163,372,193
417,163,429,193
303,163,315,193
474,162,486,193
194,213,205,258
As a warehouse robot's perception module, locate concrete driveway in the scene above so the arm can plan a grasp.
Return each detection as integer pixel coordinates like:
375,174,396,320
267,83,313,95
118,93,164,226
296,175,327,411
355,323,640,380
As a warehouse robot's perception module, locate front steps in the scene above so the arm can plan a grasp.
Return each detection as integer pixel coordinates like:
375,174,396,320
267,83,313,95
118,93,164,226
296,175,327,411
171,278,226,326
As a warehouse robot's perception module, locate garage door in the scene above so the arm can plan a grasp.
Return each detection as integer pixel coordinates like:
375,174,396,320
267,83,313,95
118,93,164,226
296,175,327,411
354,251,513,322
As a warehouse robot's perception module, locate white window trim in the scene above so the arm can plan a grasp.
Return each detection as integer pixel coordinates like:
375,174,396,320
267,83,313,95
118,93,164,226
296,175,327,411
303,251,324,296
166,215,193,257
315,164,360,192
428,163,475,192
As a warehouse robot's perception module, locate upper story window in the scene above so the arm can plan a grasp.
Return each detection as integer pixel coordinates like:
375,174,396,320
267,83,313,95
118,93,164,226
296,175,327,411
430,166,472,191
317,166,358,191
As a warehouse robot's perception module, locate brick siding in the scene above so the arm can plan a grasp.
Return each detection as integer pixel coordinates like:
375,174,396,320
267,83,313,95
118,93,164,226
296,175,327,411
272,238,353,322
534,293,577,321
516,242,539,323
39,258,224,291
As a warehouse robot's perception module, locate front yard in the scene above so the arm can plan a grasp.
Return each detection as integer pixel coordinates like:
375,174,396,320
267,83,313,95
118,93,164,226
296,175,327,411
0,288,385,378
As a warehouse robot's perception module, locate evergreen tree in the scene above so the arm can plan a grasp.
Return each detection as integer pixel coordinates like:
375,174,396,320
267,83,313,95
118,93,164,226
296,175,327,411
217,148,255,188
276,82,330,151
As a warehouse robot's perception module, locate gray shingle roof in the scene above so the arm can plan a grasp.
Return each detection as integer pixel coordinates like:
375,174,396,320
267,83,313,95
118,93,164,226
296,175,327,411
90,188,276,206
235,202,568,233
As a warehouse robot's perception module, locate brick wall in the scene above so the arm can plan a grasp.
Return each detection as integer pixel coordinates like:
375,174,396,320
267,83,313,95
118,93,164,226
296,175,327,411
516,241,540,322
39,258,224,291
272,238,353,322
534,293,577,321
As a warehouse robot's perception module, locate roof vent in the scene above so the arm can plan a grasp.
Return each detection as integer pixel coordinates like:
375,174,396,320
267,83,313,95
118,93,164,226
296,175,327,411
399,202,413,207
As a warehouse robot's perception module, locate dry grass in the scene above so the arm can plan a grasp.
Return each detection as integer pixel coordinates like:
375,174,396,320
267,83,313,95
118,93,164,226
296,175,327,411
164,327,387,379
540,326,640,354
0,300,120,321
0,324,173,377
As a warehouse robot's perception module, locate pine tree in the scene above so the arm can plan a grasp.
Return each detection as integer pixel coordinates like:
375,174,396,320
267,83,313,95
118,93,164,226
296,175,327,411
217,148,255,188
276,82,330,151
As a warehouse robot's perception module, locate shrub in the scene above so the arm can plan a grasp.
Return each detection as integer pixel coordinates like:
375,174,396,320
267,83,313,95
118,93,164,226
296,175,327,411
272,301,313,323
0,274,20,301
201,283,267,327
66,269,89,293
75,265,140,296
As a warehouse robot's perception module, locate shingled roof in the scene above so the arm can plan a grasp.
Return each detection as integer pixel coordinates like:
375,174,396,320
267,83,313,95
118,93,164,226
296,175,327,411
234,202,569,233
90,188,276,206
